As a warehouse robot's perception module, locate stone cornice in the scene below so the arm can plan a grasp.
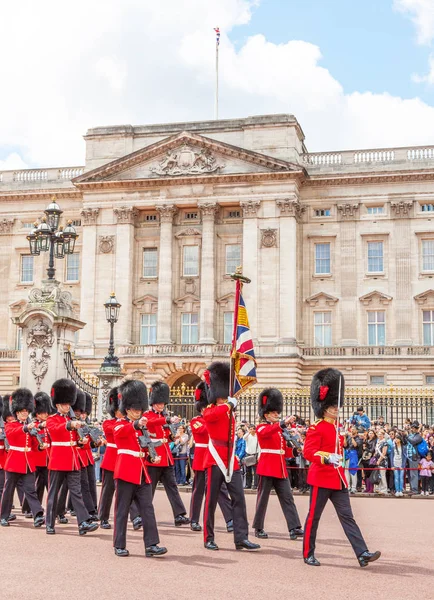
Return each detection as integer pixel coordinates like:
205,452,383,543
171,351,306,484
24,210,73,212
304,170,434,187
0,189,82,201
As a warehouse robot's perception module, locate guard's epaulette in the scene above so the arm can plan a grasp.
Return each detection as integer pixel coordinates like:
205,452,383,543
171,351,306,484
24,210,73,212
314,419,323,425
203,405,212,411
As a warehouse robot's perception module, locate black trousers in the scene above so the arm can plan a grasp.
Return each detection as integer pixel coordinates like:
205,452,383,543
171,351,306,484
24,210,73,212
0,469,4,503
98,468,140,522
0,471,43,521
303,485,368,559
22,466,48,513
46,470,90,528
113,477,159,549
245,464,258,488
148,465,187,518
253,475,301,532
204,466,248,544
190,469,233,524
86,463,98,512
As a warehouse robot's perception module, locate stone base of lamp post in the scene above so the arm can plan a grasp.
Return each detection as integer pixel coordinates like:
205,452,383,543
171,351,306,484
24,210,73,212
11,280,85,394
97,365,124,421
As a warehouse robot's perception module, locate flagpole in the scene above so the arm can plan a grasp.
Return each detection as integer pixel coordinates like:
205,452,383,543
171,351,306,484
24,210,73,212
214,27,219,120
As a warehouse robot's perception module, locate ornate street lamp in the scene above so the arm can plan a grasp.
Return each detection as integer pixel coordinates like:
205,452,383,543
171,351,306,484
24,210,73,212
27,197,78,280
101,292,121,368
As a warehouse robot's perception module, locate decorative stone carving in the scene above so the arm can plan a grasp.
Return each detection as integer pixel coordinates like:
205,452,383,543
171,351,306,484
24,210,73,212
150,144,223,176
27,319,55,389
337,203,359,219
261,229,278,248
184,279,197,295
305,292,339,307
156,204,177,223
175,228,201,238
276,198,306,222
414,289,434,305
198,202,218,220
359,290,392,306
98,235,115,254
29,285,73,311
0,218,14,234
114,206,138,224
240,200,261,218
390,200,413,216
80,208,99,225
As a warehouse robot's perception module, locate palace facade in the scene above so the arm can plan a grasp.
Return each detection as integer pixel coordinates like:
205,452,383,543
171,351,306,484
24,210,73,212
1,113,434,393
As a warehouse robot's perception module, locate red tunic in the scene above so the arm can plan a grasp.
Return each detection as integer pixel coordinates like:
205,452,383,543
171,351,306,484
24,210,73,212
113,418,151,485
81,436,94,466
4,421,39,474
190,415,209,471
100,419,117,472
32,419,51,468
202,403,240,471
255,422,288,479
45,413,81,471
0,425,6,469
303,418,347,490
142,410,173,467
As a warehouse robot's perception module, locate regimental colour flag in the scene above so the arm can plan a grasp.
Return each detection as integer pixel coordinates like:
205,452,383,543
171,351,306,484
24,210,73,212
231,280,257,397
214,27,221,46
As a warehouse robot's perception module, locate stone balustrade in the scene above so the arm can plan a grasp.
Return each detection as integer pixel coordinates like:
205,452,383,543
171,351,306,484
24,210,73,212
0,166,84,188
301,345,434,357
0,350,20,359
118,343,231,356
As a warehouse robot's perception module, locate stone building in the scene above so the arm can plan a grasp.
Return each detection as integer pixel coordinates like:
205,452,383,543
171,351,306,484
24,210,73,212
1,113,434,393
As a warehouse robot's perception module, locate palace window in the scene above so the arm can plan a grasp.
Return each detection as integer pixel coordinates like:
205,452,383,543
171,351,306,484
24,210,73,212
368,311,385,346
314,209,331,217
314,243,331,275
225,244,241,275
367,241,383,273
421,203,434,212
227,210,241,219
224,312,234,344
314,312,332,347
184,212,198,220
426,375,434,385
143,248,158,278
423,310,434,345
181,313,198,344
66,253,79,282
71,219,82,227
15,328,22,351
422,240,434,271
367,206,384,215
183,245,199,276
20,255,34,283
22,222,34,229
140,314,157,345
145,213,158,222
370,375,385,385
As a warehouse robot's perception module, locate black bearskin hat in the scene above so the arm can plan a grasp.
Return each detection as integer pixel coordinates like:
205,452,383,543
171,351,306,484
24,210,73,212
33,392,51,417
118,379,149,415
11,388,34,415
84,393,93,416
310,368,345,419
74,390,86,413
2,395,12,421
258,387,283,418
194,381,208,414
0,396,3,415
149,381,170,406
106,386,119,418
51,378,77,406
204,361,230,404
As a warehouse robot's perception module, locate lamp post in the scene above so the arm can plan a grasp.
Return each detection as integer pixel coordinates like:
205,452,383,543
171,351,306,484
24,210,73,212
101,292,121,368
26,197,78,280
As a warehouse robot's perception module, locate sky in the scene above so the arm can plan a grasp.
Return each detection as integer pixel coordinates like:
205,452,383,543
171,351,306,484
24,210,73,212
1,0,434,169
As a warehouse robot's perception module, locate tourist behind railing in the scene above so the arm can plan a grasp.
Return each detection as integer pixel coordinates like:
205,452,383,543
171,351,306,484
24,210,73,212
362,430,377,493
407,422,423,494
243,425,260,490
390,433,407,496
419,451,434,495
173,425,189,486
349,407,371,431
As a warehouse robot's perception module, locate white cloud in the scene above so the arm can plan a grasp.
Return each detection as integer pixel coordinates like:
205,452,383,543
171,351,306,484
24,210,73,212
2,0,434,166
394,0,434,45
0,153,28,171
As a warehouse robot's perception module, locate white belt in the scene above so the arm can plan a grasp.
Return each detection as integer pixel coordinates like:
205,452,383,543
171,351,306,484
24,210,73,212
195,443,208,448
9,446,30,452
51,441,77,447
118,449,146,458
0,445,4,450
260,449,284,455
151,438,164,443
106,443,117,448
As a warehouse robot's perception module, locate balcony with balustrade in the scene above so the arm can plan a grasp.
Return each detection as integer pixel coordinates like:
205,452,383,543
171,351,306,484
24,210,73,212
301,345,434,358
0,167,85,191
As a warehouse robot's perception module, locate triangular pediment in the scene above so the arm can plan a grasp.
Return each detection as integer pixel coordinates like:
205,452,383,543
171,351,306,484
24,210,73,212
73,131,303,186
133,294,158,309
359,290,392,306
216,292,235,308
305,292,339,307
414,289,434,305
173,293,200,308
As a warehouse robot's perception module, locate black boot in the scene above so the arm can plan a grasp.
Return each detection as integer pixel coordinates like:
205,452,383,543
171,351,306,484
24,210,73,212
204,540,219,551
57,515,69,524
304,555,321,566
235,540,261,551
34,515,45,528
255,529,268,539
226,520,234,533
145,545,168,557
358,550,381,568
114,548,129,557
190,522,202,532
174,515,190,527
78,520,99,536
101,520,111,530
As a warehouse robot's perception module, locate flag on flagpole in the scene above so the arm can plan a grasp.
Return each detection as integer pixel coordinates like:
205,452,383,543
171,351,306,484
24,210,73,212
231,279,257,397
214,27,220,45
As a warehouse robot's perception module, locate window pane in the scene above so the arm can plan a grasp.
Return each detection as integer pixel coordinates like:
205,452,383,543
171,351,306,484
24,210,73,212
314,312,332,346
224,312,234,344
422,240,434,271
181,313,198,343
143,248,158,277
367,241,383,272
315,243,330,274
368,324,376,345
370,375,385,385
377,324,385,346
423,323,433,346
21,256,34,283
226,245,241,274
66,253,79,281
183,246,199,276
140,313,157,345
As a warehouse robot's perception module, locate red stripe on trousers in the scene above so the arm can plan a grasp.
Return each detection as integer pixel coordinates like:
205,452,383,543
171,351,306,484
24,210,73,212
203,467,212,542
303,485,318,558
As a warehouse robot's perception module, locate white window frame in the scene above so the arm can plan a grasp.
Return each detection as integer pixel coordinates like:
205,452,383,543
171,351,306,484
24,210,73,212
426,375,434,385
314,311,332,347
140,313,157,345
422,240,434,272
181,313,198,344
225,244,241,275
223,312,234,344
367,311,386,346
20,255,34,284
65,252,80,282
314,242,331,275
143,248,158,278
367,206,384,215
421,203,434,213
314,208,331,217
370,375,385,385
367,241,384,273
183,245,199,277
423,310,434,345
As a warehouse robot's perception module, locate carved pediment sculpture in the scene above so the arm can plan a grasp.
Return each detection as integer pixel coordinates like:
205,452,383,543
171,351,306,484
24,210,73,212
150,144,224,176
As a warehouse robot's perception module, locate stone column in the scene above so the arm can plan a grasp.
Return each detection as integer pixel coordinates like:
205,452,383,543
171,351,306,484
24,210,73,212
337,203,359,345
156,204,177,344
240,200,261,342
198,202,218,344
391,201,414,344
78,208,99,348
114,206,137,345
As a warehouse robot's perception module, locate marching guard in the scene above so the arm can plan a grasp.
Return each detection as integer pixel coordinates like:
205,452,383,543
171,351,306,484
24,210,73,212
303,368,381,567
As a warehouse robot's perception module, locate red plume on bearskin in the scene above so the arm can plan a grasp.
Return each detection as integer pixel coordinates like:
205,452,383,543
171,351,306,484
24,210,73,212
194,381,208,414
258,388,283,418
310,368,345,419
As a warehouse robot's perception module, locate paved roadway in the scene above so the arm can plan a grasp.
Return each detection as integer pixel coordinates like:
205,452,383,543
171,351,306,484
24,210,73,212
2,491,432,600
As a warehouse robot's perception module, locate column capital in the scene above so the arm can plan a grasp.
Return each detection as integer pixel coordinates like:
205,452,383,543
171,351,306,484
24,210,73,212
198,202,218,221
276,197,305,222
240,199,261,218
114,206,138,225
156,204,177,223
390,200,414,217
337,202,359,220
0,218,14,234
80,208,100,225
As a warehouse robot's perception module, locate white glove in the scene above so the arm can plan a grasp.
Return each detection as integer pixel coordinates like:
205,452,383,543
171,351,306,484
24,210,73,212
228,396,237,409
327,453,342,466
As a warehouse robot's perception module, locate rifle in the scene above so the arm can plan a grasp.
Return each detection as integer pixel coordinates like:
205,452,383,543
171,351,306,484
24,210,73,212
137,424,162,462
68,407,89,442
162,410,182,439
27,418,46,448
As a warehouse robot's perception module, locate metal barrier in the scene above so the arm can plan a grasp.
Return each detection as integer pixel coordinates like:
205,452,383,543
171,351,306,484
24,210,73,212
64,349,99,418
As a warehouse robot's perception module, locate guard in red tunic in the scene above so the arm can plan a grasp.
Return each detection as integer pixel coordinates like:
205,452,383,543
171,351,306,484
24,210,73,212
0,388,45,528
81,393,100,518
113,379,167,558
252,388,303,540
303,368,381,568
189,381,233,532
98,387,141,530
143,381,189,527
45,379,99,536
202,361,260,552
0,396,7,504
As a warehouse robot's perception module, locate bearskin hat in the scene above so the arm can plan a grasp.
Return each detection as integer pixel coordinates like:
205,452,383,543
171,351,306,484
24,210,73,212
204,361,230,404
84,393,93,416
149,380,170,406
0,396,3,415
310,368,345,419
51,378,77,406
194,381,208,414
118,379,149,415
11,388,34,415
258,387,283,418
74,390,86,414
2,395,12,421
33,392,51,417
106,386,119,418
